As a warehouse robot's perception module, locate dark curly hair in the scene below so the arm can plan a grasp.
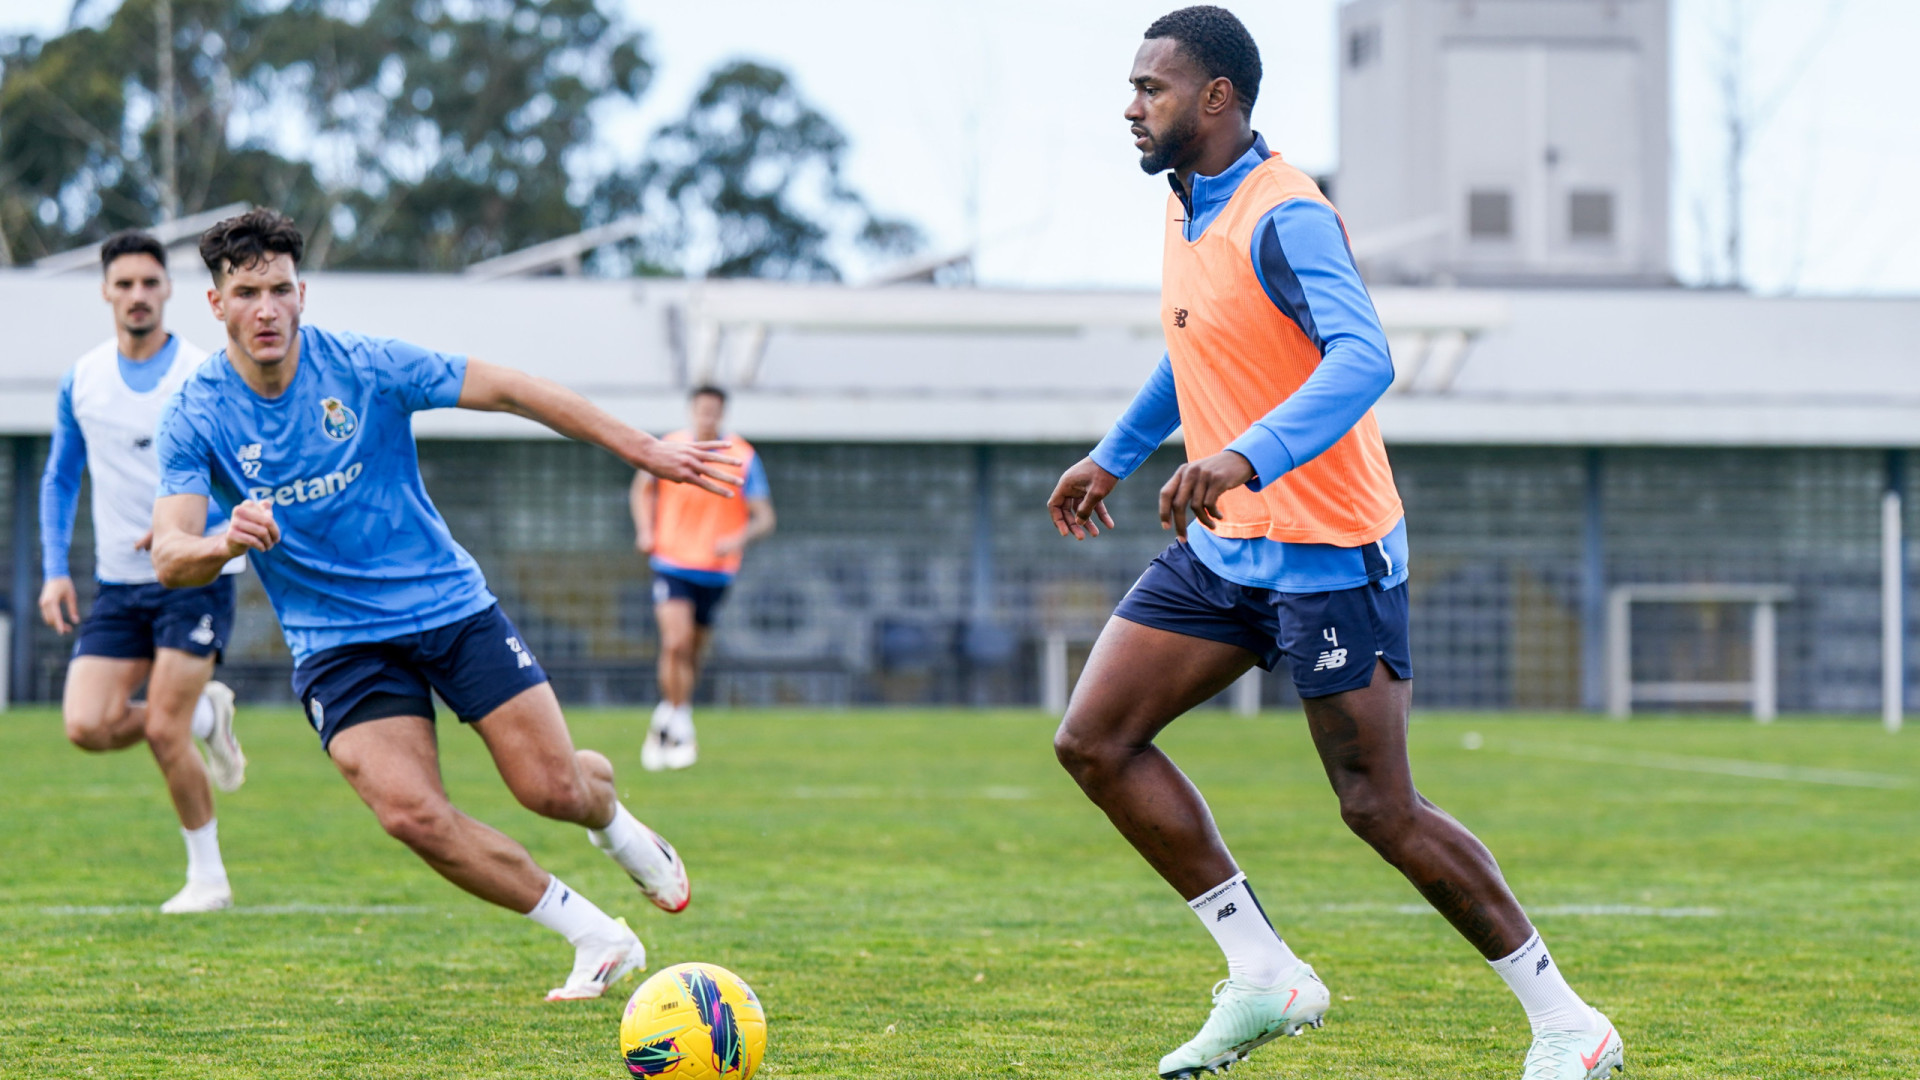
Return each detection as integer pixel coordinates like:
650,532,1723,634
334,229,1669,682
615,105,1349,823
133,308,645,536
199,208,305,284
1144,6,1262,118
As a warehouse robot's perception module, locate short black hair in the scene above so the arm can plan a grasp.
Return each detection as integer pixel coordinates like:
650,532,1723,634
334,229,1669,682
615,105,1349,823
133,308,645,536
199,208,305,284
689,384,728,404
1144,6,1262,118
100,230,167,274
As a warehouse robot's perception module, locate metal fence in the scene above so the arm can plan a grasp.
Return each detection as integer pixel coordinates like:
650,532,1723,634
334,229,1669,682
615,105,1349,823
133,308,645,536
3,436,1912,714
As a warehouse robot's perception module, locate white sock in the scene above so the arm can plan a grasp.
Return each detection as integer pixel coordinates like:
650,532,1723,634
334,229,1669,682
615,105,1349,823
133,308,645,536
672,703,695,740
190,695,216,740
1189,873,1299,987
182,819,227,885
525,875,619,945
1491,931,1595,1034
590,802,673,878
649,701,674,735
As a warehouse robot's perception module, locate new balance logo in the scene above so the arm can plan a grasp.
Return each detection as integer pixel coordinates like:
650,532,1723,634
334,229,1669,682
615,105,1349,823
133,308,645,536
1313,649,1349,671
1172,307,1189,328
507,636,535,669
188,615,215,646
1536,954,1552,975
1215,903,1237,921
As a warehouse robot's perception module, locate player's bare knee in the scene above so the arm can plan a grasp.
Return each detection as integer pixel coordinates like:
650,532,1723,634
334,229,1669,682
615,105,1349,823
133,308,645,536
64,713,116,752
515,772,594,823
142,709,190,752
1336,786,1416,847
376,799,459,856
1053,722,1126,783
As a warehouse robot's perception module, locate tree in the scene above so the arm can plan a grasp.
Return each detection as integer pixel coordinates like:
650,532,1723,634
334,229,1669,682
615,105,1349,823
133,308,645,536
595,61,920,281
0,0,651,270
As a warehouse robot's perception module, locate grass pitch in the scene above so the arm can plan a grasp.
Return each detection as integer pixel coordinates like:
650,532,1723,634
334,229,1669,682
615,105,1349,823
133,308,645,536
1,705,1916,1079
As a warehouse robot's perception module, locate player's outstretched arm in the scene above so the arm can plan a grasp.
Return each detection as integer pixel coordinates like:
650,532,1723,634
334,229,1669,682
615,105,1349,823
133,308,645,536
151,494,276,588
458,359,742,497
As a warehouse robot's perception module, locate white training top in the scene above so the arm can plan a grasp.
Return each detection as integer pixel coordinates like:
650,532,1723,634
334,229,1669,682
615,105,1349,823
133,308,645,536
62,337,245,584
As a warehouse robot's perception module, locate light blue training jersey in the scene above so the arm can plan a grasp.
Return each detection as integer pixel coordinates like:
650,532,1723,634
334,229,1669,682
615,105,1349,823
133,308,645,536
156,324,496,662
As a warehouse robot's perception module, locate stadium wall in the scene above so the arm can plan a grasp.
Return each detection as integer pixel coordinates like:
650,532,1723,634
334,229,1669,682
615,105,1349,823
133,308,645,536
4,436,1912,716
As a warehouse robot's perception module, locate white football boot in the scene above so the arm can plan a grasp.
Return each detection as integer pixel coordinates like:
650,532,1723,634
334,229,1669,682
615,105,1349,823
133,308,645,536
1157,963,1330,1078
592,811,692,913
1522,1011,1624,1080
640,703,675,772
659,719,698,771
196,680,246,792
160,878,233,914
545,917,645,1001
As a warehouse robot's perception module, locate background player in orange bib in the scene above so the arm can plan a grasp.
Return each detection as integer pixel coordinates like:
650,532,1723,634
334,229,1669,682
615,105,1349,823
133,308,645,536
630,385,776,771
1044,9,1620,1080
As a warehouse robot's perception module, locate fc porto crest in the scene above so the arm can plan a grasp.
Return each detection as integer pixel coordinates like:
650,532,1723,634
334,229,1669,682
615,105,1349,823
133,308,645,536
319,396,359,441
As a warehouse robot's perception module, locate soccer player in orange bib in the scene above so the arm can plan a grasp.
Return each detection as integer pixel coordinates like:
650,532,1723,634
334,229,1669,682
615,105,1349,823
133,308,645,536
630,386,775,771
1045,9,1620,1079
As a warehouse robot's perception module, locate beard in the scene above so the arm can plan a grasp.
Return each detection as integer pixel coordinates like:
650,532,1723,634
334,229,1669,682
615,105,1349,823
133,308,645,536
1138,110,1201,175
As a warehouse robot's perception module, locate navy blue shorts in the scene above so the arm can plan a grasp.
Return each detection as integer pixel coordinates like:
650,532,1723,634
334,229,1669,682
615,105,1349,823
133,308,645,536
292,604,550,751
73,577,235,662
1113,542,1411,698
653,570,729,628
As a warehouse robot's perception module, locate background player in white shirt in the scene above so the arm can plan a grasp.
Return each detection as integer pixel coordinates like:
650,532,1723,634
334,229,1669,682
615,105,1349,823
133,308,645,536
39,231,248,914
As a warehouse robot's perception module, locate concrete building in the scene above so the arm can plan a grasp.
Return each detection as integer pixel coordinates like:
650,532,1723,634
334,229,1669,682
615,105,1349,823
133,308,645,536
1337,0,1671,285
0,272,1914,722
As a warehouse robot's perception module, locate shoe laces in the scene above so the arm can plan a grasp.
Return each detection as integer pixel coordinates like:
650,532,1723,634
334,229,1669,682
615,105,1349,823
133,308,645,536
1522,1027,1598,1077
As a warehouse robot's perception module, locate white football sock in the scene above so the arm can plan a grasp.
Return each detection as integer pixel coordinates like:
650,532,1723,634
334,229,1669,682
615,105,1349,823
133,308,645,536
182,819,227,885
649,701,674,735
525,875,619,945
671,703,695,740
190,695,216,740
590,802,673,878
1189,873,1299,987
1491,931,1595,1034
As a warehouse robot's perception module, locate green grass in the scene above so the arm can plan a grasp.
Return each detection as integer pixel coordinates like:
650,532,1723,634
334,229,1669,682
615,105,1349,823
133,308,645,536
1,706,1916,1079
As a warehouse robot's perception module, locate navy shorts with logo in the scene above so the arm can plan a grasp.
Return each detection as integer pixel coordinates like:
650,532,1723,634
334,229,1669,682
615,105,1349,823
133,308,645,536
1113,541,1411,698
74,576,235,661
292,604,549,751
652,570,730,628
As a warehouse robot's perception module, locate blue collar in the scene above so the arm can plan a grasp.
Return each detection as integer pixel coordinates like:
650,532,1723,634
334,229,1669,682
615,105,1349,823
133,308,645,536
1170,132,1271,241
117,333,178,394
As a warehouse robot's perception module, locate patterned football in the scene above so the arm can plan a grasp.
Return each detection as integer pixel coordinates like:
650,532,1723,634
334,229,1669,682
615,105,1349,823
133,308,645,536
619,962,767,1078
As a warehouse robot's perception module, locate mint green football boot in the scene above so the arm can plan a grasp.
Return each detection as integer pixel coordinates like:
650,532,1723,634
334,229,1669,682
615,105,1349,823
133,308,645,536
1156,963,1330,1078
1521,1012,1623,1080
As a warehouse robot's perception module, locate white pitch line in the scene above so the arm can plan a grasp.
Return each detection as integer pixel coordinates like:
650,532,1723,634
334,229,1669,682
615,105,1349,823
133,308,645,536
1318,902,1723,918
41,904,431,917
788,786,1035,801
1499,741,1913,790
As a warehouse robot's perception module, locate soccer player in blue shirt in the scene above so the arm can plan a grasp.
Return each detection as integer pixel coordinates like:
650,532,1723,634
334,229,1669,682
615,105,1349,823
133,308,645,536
149,209,737,1001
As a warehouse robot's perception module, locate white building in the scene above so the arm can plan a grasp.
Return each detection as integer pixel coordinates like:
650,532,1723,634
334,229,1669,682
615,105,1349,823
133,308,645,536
1337,0,1671,285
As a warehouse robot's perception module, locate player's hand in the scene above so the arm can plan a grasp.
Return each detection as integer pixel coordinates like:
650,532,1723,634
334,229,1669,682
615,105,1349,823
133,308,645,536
635,530,655,555
134,529,153,552
1047,457,1120,540
225,499,280,556
39,577,80,634
713,532,747,558
1159,451,1256,540
638,439,743,498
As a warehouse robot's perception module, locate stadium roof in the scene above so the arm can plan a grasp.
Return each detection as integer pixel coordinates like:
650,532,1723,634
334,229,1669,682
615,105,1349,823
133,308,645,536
0,271,1914,447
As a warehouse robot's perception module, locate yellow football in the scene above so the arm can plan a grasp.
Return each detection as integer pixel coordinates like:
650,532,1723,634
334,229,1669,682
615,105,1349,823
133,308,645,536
619,962,767,1078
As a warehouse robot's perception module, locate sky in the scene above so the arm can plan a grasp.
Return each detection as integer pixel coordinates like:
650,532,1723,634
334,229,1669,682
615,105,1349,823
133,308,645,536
6,0,1916,295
